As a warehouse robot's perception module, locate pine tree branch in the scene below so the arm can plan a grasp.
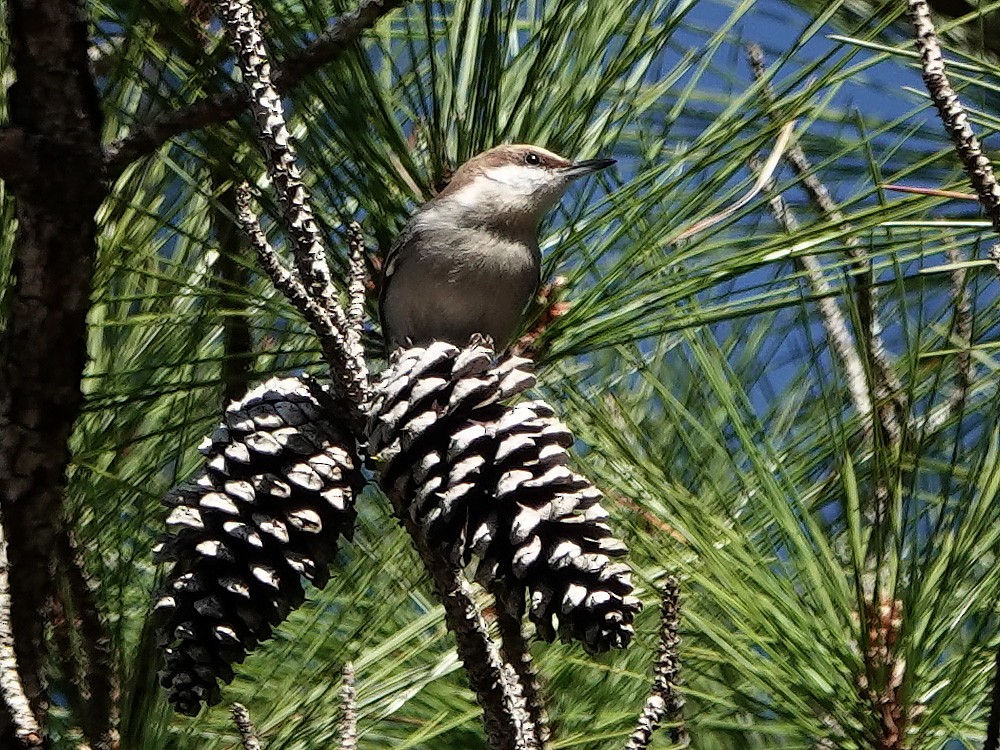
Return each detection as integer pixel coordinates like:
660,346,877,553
103,0,408,178
234,185,368,428
220,0,370,419
430,567,530,750
0,514,44,748
857,597,906,750
402,523,530,750
338,662,358,750
905,0,991,436
231,703,263,750
624,577,685,750
908,0,1000,236
217,0,340,308
346,222,369,337
212,178,256,405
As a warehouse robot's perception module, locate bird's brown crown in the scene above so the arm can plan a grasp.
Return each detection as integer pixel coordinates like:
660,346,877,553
438,144,572,197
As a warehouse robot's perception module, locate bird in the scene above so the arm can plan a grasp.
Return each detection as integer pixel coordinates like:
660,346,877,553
379,144,615,350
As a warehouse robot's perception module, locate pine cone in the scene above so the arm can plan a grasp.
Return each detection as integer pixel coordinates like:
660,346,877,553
369,341,640,653
153,377,363,715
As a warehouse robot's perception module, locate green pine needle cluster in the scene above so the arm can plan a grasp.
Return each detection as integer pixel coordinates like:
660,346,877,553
2,0,999,746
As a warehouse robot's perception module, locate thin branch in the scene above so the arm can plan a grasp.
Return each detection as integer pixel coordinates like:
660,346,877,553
346,222,368,338
103,0,408,177
915,244,973,435
624,577,685,750
0,513,44,747
234,185,368,426
748,44,905,446
754,159,874,429
496,605,548,750
380,466,531,749
906,0,995,435
433,563,527,750
908,0,1000,236
220,0,369,413
857,597,906,750
395,512,529,750
217,0,338,307
984,646,1000,750
339,662,358,750
213,178,255,405
231,703,263,750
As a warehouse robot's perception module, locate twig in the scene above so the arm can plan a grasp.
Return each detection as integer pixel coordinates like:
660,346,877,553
216,0,338,310
984,646,1000,750
103,0,408,177
346,222,368,338
235,186,369,426
907,0,995,434
394,512,528,750
748,44,905,446
908,0,1000,236
857,597,907,750
496,605,548,749
231,703,263,750
624,577,685,750
433,562,527,750
915,244,973,435
0,513,44,747
219,0,369,413
339,662,358,750
755,160,874,429
213,178,255,405
381,469,531,749
502,662,534,750
54,531,116,750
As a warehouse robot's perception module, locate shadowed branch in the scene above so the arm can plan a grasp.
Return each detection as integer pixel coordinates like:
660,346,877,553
104,0,409,178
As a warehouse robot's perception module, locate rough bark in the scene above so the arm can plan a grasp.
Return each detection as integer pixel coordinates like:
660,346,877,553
0,0,106,736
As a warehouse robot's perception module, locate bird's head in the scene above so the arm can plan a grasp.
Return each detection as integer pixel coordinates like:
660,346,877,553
431,144,615,233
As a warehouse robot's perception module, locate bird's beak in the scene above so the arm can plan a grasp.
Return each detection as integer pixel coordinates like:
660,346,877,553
562,157,616,179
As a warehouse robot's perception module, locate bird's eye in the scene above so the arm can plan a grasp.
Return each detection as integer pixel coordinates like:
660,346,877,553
524,152,541,166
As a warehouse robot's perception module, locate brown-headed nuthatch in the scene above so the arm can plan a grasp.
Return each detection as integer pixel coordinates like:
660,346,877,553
380,144,614,350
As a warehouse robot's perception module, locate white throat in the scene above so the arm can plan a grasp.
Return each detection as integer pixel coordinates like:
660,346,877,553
439,164,567,231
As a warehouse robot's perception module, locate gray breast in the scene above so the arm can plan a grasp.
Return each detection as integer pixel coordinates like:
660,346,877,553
381,224,540,349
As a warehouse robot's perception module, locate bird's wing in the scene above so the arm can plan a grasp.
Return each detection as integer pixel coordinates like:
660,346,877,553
378,221,419,340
